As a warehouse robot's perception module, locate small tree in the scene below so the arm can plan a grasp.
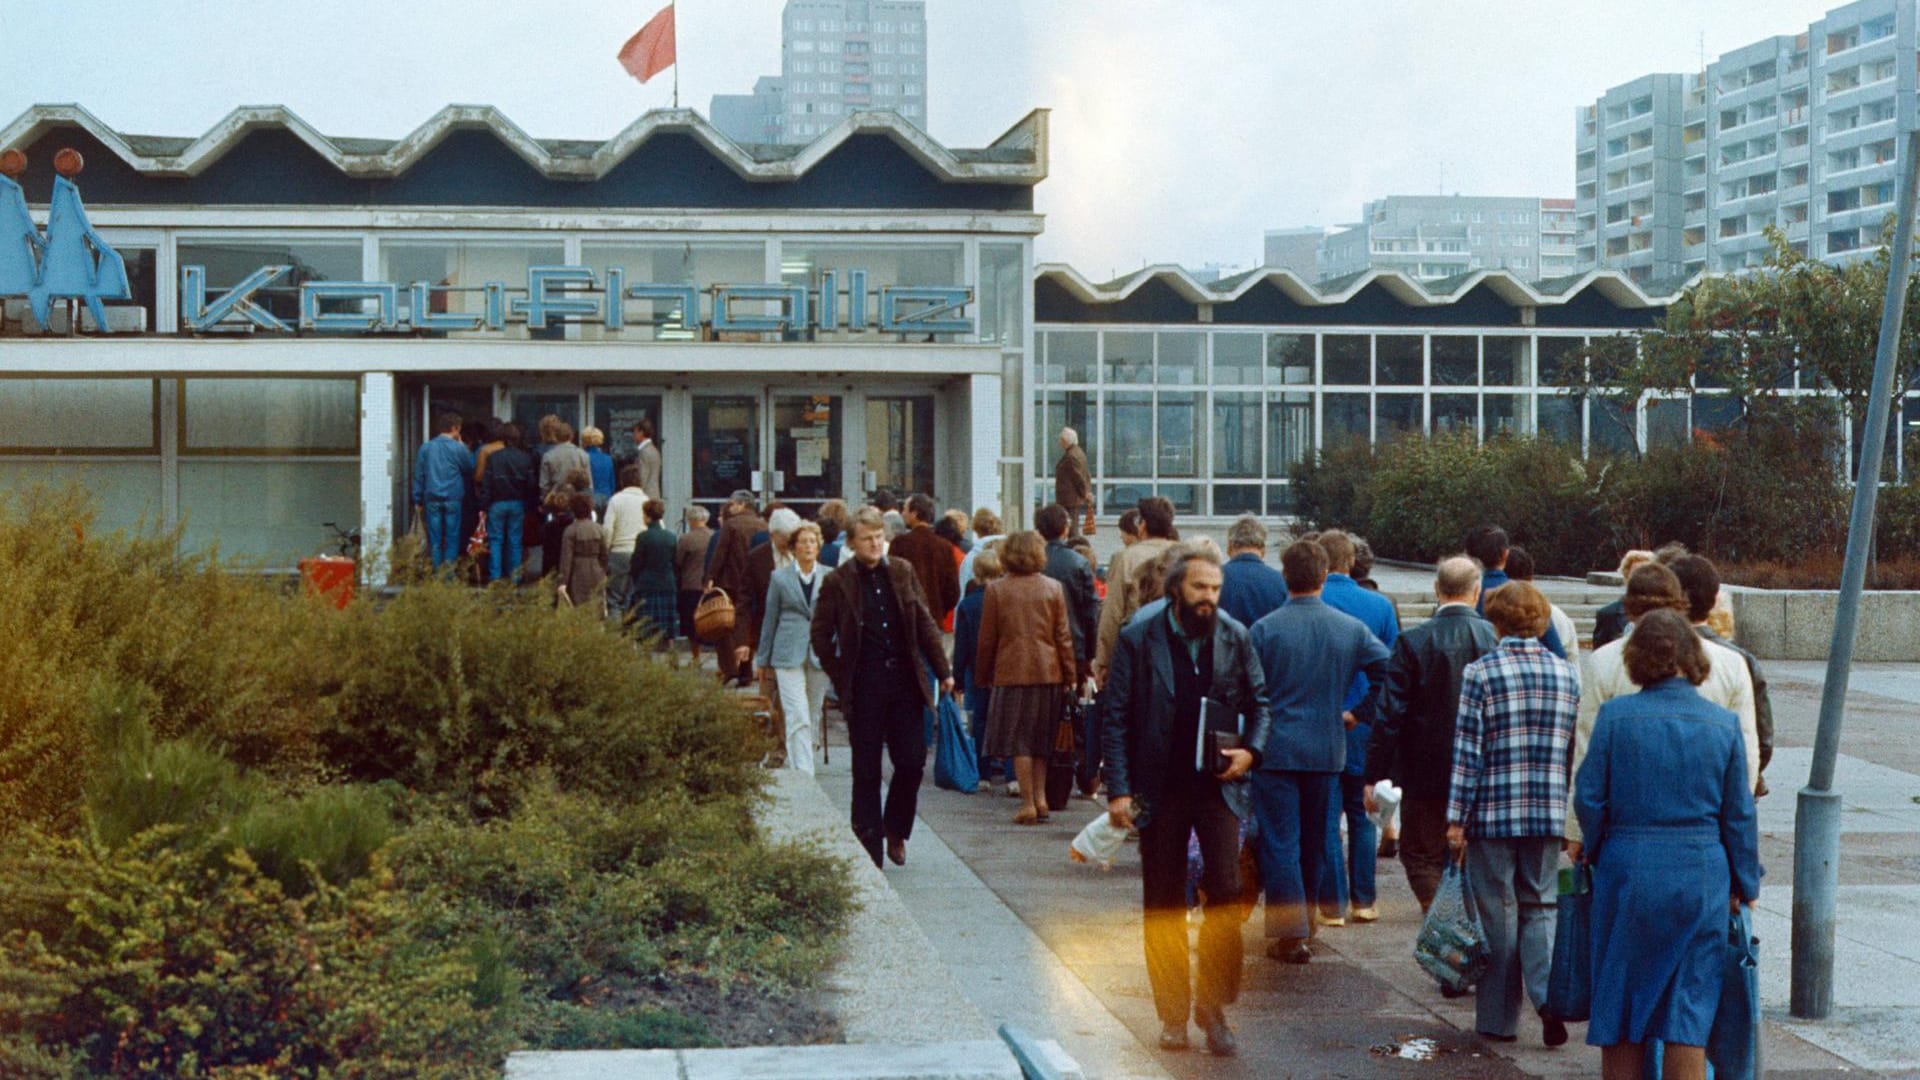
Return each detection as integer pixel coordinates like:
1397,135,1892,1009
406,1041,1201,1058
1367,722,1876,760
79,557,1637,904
1559,223,1920,473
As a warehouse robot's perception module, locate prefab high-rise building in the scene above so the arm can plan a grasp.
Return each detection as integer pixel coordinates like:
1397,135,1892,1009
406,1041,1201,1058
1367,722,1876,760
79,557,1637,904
710,0,928,145
1575,0,1915,283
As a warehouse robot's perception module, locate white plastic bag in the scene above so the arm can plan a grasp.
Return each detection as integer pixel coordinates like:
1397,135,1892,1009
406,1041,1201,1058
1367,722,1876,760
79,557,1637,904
1369,779,1402,835
1069,810,1128,869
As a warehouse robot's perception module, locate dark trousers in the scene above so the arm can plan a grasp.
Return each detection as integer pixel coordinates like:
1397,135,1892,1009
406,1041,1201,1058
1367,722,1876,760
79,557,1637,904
848,671,926,866
1398,796,1452,910
1251,769,1334,942
1139,782,1244,1026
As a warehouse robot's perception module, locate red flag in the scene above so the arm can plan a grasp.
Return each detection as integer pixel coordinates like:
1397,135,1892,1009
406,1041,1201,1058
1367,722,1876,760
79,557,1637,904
618,4,676,84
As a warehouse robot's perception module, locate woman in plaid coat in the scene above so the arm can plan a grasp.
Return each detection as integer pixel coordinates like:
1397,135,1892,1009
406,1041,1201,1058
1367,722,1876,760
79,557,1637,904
1446,580,1582,1048
625,499,679,644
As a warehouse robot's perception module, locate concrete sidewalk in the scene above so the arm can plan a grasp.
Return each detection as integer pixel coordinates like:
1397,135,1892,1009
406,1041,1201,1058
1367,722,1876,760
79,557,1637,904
812,711,1909,1078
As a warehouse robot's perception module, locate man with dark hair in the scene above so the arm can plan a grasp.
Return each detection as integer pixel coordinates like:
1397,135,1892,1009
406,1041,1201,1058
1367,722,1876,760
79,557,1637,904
1669,553,1773,795
1247,540,1391,964
1117,508,1144,547
1095,496,1180,681
1036,503,1099,679
1465,525,1567,659
812,507,954,869
1366,555,1494,913
888,493,960,628
1103,548,1268,1056
1311,530,1398,926
1220,515,1287,629
412,411,475,570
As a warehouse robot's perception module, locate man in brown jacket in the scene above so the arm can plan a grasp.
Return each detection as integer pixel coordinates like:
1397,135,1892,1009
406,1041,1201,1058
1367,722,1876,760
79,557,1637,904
885,493,960,629
1053,427,1093,525
707,489,767,686
811,507,954,868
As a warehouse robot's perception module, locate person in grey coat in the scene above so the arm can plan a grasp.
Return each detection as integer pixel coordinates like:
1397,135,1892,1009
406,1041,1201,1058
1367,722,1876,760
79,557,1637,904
630,417,663,501
1102,547,1271,1056
1246,538,1391,964
756,521,829,775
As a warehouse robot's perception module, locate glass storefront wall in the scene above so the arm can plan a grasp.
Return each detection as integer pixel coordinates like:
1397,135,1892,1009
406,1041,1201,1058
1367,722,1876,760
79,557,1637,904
0,376,360,564
1030,327,1878,516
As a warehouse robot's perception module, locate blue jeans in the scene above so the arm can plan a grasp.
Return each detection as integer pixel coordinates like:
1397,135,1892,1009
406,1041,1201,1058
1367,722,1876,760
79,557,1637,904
486,500,525,583
424,499,463,568
1320,773,1378,915
1251,770,1335,942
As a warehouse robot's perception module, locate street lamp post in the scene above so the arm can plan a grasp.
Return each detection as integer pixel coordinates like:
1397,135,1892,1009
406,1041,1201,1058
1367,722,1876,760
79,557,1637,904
1789,125,1920,1019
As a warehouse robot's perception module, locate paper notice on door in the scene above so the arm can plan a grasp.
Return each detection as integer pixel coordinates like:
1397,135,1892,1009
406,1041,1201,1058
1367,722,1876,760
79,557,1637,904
795,438,825,477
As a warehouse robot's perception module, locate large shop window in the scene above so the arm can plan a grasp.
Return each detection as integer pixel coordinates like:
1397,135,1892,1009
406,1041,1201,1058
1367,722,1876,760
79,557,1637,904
1266,392,1312,478
1103,392,1155,477
866,397,935,497
382,240,566,340
1538,394,1582,447
177,240,363,328
1213,333,1263,385
1041,331,1097,383
1376,394,1422,438
1324,335,1370,385
1037,391,1096,479
1324,392,1369,447
0,377,161,536
178,378,360,565
582,242,763,341
1432,394,1477,436
1433,336,1478,386
1266,334,1313,385
1376,336,1423,386
1156,333,1205,386
1156,393,1202,478
1105,331,1153,383
978,243,1024,346
1212,392,1262,478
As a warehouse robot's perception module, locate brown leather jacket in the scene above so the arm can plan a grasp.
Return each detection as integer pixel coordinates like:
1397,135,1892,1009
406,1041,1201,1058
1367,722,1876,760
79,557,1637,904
887,522,960,622
976,572,1078,689
809,556,952,708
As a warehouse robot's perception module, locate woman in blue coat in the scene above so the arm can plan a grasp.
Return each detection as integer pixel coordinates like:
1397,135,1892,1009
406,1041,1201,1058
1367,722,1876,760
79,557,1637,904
1572,609,1761,1080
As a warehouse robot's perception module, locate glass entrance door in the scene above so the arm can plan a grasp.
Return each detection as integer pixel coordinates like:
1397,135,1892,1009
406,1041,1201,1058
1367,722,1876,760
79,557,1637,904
691,395,760,519
588,389,665,475
866,395,935,500
770,393,843,516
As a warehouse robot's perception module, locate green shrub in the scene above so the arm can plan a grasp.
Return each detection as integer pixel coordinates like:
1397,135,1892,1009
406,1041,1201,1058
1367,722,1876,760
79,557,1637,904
226,783,399,897
1875,481,1920,560
1292,436,1375,535
308,581,767,815
0,831,508,1079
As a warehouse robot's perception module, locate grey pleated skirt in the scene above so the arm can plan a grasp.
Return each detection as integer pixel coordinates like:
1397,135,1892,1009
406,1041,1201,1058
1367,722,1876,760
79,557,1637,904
984,684,1066,758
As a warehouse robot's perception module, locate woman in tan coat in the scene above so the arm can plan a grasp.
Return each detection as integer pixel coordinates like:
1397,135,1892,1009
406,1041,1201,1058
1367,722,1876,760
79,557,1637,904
978,530,1079,825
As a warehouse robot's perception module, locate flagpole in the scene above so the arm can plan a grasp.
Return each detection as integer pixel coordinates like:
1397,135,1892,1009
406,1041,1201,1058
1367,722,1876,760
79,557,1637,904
672,1,680,109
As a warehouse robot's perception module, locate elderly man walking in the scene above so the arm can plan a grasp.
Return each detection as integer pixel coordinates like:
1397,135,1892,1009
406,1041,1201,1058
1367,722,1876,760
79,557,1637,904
708,490,767,686
1364,555,1496,912
1054,427,1093,528
811,507,954,869
1246,539,1390,964
1102,547,1269,1056
1218,515,1287,629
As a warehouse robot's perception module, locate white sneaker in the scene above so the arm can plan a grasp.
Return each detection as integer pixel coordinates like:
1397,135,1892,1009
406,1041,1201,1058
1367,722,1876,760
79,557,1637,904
1006,780,1021,797
976,779,992,793
1350,906,1379,923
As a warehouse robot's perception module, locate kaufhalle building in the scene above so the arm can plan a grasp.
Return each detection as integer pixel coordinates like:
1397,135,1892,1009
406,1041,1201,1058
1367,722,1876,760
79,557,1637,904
0,102,1684,574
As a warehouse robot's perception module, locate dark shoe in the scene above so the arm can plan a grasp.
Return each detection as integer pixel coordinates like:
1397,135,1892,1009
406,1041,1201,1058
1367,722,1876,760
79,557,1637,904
1478,1030,1518,1043
1266,938,1312,964
1195,1006,1238,1057
1378,837,1399,859
1541,1010,1569,1048
887,838,907,866
1440,984,1471,999
1157,1023,1190,1051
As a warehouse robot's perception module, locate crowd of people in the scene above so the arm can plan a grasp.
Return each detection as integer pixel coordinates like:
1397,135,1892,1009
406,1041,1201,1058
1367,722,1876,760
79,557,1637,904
413,418,1768,1076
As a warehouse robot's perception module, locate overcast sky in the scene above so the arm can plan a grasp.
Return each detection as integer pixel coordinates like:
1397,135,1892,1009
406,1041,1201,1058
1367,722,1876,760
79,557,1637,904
0,1,1840,277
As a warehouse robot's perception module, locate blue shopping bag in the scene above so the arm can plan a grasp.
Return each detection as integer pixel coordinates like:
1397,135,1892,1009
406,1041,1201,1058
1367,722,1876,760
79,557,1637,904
933,696,981,793
1414,863,1490,994
1707,906,1761,1080
1545,864,1593,1022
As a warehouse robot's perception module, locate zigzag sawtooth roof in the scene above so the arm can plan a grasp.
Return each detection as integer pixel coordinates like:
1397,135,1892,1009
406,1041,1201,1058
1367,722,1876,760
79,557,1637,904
1036,263,1698,311
0,103,1048,185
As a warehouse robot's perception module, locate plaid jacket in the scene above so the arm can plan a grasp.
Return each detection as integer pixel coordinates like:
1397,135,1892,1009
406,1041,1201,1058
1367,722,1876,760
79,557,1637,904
1448,637,1581,839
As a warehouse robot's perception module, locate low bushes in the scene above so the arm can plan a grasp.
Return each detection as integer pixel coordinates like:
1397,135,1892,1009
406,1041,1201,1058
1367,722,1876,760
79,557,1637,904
1293,415,1863,576
0,491,854,1073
